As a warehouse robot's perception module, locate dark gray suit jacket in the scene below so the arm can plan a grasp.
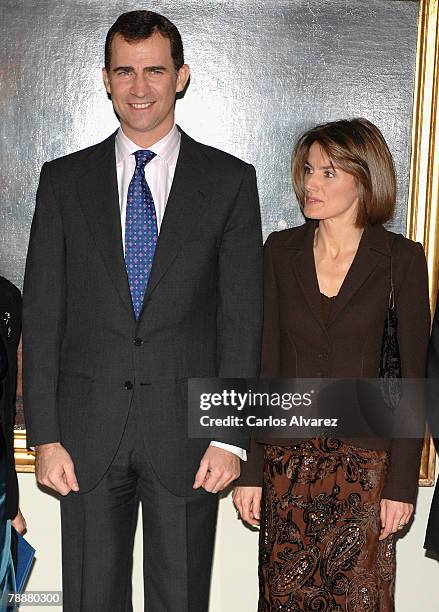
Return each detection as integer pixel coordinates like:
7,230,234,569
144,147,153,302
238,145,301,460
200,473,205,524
23,128,263,496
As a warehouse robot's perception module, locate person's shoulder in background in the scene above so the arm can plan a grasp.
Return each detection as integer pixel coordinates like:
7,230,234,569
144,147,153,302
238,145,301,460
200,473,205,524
0,277,22,343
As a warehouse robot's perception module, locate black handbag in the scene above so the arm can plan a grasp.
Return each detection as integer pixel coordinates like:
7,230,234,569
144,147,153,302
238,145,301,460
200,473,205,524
379,258,402,411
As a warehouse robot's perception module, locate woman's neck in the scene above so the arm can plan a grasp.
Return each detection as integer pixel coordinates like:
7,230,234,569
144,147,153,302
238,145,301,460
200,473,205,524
314,219,364,258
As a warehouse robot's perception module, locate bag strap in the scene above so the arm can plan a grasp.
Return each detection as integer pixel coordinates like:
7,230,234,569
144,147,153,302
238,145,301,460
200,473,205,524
387,230,397,311
389,256,395,310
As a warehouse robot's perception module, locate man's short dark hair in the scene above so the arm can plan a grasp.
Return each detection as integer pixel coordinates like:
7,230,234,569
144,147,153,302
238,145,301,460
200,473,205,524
105,10,184,71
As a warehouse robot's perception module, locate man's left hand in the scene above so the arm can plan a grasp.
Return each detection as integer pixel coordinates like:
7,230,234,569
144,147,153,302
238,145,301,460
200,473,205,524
193,447,240,493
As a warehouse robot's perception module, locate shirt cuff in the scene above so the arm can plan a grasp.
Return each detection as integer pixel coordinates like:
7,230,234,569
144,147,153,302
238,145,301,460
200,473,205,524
209,441,247,461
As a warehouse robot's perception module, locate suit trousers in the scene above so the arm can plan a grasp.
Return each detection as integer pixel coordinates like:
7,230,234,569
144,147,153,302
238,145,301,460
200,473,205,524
60,395,219,612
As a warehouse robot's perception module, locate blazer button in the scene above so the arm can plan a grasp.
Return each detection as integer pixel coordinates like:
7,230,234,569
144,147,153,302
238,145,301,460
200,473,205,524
124,381,133,390
133,337,143,346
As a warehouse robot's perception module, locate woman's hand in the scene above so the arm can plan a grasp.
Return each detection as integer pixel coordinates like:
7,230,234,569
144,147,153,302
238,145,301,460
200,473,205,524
232,486,262,526
11,508,27,534
379,498,413,540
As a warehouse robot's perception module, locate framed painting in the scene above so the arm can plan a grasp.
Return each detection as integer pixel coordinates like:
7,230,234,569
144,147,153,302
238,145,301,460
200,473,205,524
408,0,439,485
1,0,437,480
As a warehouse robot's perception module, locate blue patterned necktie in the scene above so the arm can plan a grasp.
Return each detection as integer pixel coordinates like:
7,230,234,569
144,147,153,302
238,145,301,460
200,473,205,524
125,149,157,319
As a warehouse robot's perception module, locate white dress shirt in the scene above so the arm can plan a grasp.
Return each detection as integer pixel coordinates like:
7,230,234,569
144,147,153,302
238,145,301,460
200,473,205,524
115,125,246,461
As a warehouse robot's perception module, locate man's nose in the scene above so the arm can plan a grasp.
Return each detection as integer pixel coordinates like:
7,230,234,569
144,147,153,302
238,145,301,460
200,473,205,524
130,73,151,97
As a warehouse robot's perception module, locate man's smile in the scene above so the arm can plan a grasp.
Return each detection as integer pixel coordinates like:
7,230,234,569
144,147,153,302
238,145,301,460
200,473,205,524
129,102,154,109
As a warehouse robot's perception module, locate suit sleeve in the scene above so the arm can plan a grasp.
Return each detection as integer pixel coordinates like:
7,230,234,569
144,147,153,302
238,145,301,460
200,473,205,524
22,162,66,446
381,242,430,503
214,164,262,449
216,164,263,379
237,233,279,486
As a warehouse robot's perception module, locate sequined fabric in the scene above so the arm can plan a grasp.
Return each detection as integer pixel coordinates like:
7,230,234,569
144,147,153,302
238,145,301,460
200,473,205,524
259,439,395,611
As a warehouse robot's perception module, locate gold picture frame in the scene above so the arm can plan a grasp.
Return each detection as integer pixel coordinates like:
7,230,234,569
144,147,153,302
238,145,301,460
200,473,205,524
408,0,439,486
14,0,439,478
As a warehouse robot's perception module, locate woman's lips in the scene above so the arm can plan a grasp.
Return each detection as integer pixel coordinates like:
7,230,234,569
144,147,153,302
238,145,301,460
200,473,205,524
306,197,323,204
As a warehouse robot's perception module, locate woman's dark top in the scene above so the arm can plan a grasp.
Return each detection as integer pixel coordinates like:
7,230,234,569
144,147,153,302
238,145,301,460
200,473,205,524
321,293,335,327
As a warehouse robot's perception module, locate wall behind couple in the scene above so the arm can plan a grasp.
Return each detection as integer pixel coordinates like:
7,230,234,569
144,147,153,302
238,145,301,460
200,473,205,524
1,0,418,285
2,1,435,610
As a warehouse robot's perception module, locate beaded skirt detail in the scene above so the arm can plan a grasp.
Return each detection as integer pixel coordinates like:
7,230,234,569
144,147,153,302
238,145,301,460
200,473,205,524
258,438,395,611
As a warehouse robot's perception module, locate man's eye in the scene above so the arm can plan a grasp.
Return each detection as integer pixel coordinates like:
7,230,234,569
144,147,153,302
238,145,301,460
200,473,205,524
150,69,163,76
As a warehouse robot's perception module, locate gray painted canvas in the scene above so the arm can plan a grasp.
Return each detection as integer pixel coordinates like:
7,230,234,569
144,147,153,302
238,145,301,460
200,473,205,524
0,0,419,288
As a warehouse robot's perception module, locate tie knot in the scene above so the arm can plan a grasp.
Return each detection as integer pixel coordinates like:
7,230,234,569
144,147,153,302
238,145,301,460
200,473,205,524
133,149,156,168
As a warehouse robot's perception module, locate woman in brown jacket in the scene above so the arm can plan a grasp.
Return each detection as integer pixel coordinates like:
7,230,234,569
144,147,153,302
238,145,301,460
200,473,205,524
233,118,430,611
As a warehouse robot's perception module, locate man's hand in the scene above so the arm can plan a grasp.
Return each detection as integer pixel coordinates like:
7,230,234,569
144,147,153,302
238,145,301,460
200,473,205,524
379,498,413,540
11,508,26,534
232,486,262,526
35,442,79,496
193,447,240,494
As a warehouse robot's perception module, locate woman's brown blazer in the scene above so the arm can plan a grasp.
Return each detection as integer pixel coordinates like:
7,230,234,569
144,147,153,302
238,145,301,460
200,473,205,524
238,220,430,504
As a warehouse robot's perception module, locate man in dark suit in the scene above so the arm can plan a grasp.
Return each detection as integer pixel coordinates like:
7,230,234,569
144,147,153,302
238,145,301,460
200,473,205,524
23,10,262,611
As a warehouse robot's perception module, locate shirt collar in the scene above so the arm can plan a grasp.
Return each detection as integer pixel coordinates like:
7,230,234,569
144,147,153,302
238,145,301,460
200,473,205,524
115,124,181,168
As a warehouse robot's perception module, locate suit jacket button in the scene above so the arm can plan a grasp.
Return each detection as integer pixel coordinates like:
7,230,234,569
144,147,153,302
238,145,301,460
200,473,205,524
133,337,143,346
124,381,133,390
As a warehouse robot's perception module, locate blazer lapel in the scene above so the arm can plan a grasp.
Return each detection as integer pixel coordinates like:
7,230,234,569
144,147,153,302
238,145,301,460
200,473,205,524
290,220,329,336
289,221,390,332
76,132,134,319
141,130,212,306
329,224,390,324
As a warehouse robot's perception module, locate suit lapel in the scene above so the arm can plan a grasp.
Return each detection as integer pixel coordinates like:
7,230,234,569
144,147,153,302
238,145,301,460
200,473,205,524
76,132,134,319
290,220,329,336
141,130,212,306
75,129,213,321
329,225,390,324
289,221,390,331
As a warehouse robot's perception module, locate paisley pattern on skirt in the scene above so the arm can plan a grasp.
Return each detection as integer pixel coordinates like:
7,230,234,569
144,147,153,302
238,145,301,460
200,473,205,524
259,438,395,612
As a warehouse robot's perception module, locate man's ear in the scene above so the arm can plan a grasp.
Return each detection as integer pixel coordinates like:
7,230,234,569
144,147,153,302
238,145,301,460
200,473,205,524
102,67,111,94
176,64,190,93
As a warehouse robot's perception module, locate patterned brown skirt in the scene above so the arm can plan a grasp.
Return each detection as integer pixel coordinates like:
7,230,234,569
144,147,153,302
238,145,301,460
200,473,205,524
259,438,395,612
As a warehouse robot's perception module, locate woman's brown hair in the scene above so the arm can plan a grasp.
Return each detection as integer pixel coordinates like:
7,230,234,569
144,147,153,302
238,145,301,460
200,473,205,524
291,118,397,227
